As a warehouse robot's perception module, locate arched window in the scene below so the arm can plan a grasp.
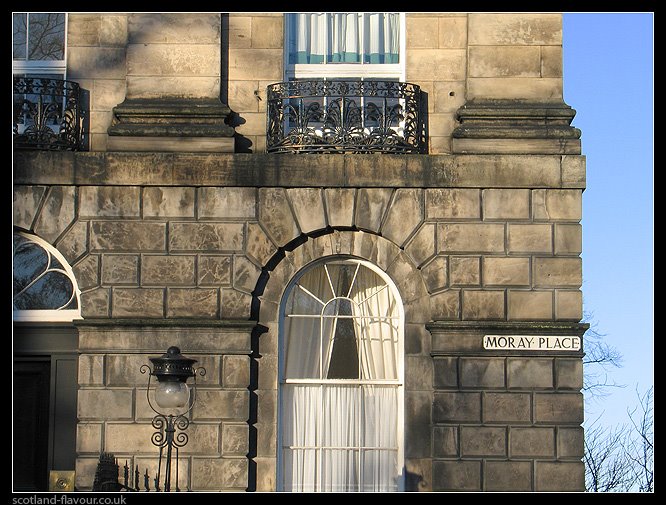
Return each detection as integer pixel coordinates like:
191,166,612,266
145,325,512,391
278,257,403,492
13,230,81,322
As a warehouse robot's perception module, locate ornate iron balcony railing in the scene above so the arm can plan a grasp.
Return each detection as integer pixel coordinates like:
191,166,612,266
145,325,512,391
267,80,423,154
13,76,83,151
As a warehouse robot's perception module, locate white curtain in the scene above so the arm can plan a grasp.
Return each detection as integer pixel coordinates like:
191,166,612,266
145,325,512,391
282,384,398,492
281,260,401,492
288,13,400,65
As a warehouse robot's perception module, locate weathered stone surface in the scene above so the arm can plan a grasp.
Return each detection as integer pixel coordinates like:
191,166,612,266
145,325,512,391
468,13,562,45
350,231,402,271
433,357,458,389
406,16,438,48
557,427,584,458
469,46,541,77
81,287,110,318
554,224,582,255
438,223,504,253
129,13,220,44
198,187,257,219
223,355,250,388
508,358,553,388
534,258,582,287
483,392,531,423
382,189,424,246
532,189,582,221
68,47,126,79
485,461,532,491
405,323,431,356
245,223,277,266
233,255,262,294
100,15,128,46
73,254,99,291
483,257,530,286
431,289,460,319
467,77,562,102
286,188,326,234
76,423,102,454
461,426,506,456
56,221,89,265
535,462,585,492
33,186,76,244
191,458,248,490
421,255,448,293
67,14,101,46
323,188,355,227
426,188,480,219
448,256,480,286
78,389,133,420
220,288,253,319
142,255,195,285
143,187,195,218
460,358,505,388
75,459,99,490
555,359,583,390
258,188,300,246
405,224,436,268
433,392,481,422
508,290,553,320
405,391,432,458
107,354,156,386
78,354,104,386
510,427,555,457
535,393,584,424
255,422,277,457
482,189,530,219
112,288,164,317
254,457,277,492
108,422,220,455
406,355,432,391
91,222,166,252
13,185,46,230
251,16,283,48
561,155,586,188
433,426,458,457
228,48,282,80
555,290,582,320
169,223,244,252
462,290,505,320
354,188,393,233
102,254,139,285
438,16,468,48
507,226,550,257
222,423,249,455
407,49,466,81
127,44,220,76
198,255,232,286
432,460,481,491
127,76,221,99
167,288,218,317
195,390,249,420
541,46,562,78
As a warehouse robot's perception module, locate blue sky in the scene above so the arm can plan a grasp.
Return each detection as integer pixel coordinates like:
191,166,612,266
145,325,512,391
562,13,653,429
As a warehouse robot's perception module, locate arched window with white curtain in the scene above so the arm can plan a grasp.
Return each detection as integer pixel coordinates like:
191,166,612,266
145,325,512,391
278,257,404,492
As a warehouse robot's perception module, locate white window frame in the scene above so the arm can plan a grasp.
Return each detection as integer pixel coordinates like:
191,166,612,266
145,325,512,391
12,12,68,78
277,257,405,492
13,231,82,323
283,12,406,82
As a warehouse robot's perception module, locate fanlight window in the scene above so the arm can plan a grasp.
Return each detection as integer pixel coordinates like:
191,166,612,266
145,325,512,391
13,230,81,321
279,258,403,492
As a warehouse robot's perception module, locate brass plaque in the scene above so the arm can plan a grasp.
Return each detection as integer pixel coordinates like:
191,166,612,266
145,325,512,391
49,470,75,492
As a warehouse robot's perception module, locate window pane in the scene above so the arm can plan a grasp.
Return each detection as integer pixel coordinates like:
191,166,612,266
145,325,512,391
363,13,400,64
13,13,27,59
327,13,362,63
27,13,65,61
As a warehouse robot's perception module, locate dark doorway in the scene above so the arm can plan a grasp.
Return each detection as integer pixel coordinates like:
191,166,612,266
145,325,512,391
14,359,51,491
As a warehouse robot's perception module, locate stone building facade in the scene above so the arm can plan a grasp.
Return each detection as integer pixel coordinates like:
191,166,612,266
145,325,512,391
13,13,587,492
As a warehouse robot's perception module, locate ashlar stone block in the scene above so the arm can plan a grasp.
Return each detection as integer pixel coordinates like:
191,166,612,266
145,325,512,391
483,257,530,286
191,458,248,490
13,185,46,230
461,426,506,456
507,290,553,320
482,189,530,220
167,288,218,318
56,221,89,265
535,393,584,424
534,257,582,287
507,224,552,253
355,188,393,234
102,254,139,285
198,187,257,219
510,427,555,457
555,290,582,320
508,358,553,388
438,223,504,254
73,254,100,291
420,255,448,293
483,392,531,423
78,389,133,420
485,461,532,491
532,189,582,221
432,460,481,491
554,224,582,255
460,358,505,388
426,188,480,219
112,287,164,317
33,186,76,244
324,188,355,228
382,189,424,247
433,392,481,423
245,223,278,266
535,461,585,492
259,188,300,247
91,222,166,252
198,255,232,286
169,223,244,252
142,187,195,218
287,188,326,234
462,290,505,320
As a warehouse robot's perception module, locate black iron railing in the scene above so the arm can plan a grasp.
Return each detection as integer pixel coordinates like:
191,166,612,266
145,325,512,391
267,80,423,154
13,76,83,151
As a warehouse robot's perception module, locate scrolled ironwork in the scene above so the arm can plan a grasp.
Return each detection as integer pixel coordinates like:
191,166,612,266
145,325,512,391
266,79,423,153
13,76,83,151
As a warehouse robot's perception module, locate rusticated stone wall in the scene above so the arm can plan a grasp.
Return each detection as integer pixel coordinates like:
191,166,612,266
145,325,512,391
13,151,586,491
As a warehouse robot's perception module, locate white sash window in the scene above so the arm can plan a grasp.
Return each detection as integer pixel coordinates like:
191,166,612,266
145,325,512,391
279,258,404,492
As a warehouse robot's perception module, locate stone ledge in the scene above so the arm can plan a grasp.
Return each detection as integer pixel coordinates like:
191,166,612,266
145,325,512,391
14,152,582,189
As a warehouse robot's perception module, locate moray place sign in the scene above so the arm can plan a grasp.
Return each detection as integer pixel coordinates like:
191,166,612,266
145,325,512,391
483,335,582,351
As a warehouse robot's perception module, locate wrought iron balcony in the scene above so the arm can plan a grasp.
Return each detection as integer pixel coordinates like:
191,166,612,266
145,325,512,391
267,80,423,154
13,76,83,151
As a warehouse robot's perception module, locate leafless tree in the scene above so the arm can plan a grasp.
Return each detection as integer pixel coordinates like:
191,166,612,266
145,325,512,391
582,311,625,401
584,386,654,492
